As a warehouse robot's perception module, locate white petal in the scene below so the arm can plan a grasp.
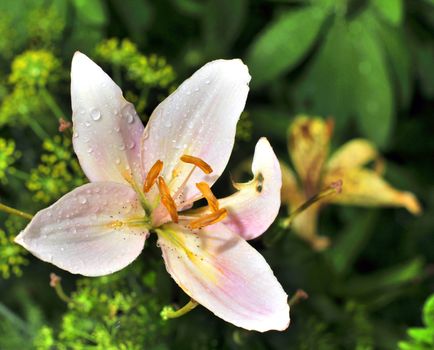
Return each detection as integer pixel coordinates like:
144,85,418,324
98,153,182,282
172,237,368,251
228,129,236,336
218,138,282,240
142,59,251,205
15,182,148,276
71,52,144,186
158,223,289,332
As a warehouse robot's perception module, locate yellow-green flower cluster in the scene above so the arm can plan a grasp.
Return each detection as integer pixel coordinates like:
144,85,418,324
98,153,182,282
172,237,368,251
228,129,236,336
26,4,65,48
9,50,61,88
0,50,61,127
0,217,28,279
0,138,20,184
26,136,86,204
95,38,176,89
34,267,168,350
236,112,252,144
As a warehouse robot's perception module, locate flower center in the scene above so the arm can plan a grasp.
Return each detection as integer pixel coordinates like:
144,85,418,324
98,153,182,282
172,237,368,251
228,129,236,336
143,155,228,229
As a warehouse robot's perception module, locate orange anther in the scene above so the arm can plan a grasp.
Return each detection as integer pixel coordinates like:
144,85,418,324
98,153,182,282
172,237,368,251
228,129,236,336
157,176,179,223
188,208,228,229
161,196,179,223
196,182,219,212
180,155,213,174
143,160,163,193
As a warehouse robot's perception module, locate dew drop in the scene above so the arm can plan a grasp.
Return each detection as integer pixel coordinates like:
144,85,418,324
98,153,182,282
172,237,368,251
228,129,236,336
73,131,79,138
143,129,150,140
205,79,211,85
119,144,126,151
115,158,121,165
90,108,101,121
87,148,93,154
80,197,88,204
128,141,135,149
127,113,134,124
164,120,172,128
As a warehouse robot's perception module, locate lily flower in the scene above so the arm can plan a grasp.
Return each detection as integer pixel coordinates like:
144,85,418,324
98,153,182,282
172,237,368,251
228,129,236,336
15,53,289,332
281,115,422,251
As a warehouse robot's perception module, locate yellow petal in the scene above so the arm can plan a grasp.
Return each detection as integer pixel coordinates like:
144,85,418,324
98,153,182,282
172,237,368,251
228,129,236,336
280,162,303,206
324,168,421,215
291,202,331,251
288,115,332,196
327,139,378,171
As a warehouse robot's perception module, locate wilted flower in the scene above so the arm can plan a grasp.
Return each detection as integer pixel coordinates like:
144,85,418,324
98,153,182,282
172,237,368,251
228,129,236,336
281,115,421,251
15,53,289,331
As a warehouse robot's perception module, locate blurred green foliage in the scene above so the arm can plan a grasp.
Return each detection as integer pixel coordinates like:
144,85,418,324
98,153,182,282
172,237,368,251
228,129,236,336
0,0,433,349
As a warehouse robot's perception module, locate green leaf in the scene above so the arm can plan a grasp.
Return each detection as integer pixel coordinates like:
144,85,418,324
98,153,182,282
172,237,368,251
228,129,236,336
340,258,424,297
372,0,404,26
423,294,434,328
350,19,394,147
407,328,434,344
202,0,247,55
246,5,329,88
294,12,394,147
109,0,152,45
368,16,412,109
71,0,107,26
328,211,378,277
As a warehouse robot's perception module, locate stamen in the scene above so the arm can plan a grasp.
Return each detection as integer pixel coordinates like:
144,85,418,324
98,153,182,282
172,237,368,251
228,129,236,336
157,176,179,223
196,182,219,212
188,208,227,229
143,160,163,193
180,155,213,174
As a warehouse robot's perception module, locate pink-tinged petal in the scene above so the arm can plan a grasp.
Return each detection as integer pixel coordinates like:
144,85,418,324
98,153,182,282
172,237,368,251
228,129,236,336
15,182,148,277
216,138,281,240
71,52,144,186
157,223,289,332
142,59,251,205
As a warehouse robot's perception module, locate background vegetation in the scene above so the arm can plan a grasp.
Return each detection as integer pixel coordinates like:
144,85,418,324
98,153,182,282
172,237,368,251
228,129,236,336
0,0,433,349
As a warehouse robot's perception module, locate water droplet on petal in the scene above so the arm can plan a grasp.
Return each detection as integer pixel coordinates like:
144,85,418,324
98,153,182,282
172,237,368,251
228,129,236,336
73,132,79,138
80,197,88,204
205,79,211,85
87,148,93,154
164,120,172,128
90,108,101,121
115,158,121,165
128,141,135,149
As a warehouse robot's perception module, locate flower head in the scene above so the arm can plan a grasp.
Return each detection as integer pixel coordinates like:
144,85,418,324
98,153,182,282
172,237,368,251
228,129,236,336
281,115,422,250
15,52,289,332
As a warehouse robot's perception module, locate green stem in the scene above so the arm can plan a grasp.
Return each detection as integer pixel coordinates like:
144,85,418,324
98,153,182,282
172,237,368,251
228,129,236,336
25,116,49,140
288,289,308,307
0,202,33,220
41,89,66,120
282,180,342,229
54,283,72,303
7,168,30,181
0,302,31,336
161,299,199,320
